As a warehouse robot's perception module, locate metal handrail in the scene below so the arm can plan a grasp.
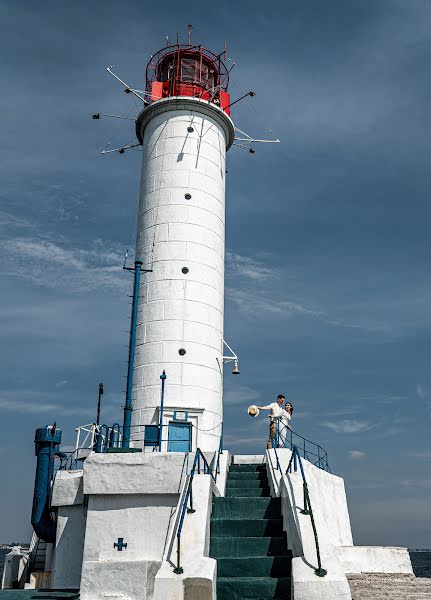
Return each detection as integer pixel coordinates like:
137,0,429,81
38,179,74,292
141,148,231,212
173,444,222,574
274,423,331,473
287,445,327,577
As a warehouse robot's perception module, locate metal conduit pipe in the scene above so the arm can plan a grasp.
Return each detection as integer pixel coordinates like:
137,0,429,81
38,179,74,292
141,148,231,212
123,260,143,448
31,425,62,543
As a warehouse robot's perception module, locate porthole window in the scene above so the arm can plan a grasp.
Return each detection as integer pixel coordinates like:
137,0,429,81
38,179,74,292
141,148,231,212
179,348,186,356
187,126,194,133
182,267,189,274
184,193,192,200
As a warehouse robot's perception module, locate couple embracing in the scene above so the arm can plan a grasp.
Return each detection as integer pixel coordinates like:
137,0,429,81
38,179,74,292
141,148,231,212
257,394,294,449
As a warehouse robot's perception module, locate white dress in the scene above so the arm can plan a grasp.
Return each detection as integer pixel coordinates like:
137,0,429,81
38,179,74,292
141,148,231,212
279,410,291,447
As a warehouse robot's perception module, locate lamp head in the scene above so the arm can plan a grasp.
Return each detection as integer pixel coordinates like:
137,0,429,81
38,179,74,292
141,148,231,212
232,359,240,375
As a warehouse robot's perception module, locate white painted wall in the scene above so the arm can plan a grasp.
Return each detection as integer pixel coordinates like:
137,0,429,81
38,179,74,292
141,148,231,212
266,449,414,600
131,98,235,452
154,474,219,600
52,505,86,589
336,546,413,575
51,470,85,589
1,548,29,589
267,449,352,600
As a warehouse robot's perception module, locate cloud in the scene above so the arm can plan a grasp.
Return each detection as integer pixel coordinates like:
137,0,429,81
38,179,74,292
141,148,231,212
224,385,261,407
1,237,129,294
323,419,375,434
408,451,431,460
226,251,278,281
0,395,93,417
416,383,428,399
348,450,366,460
226,286,326,319
55,380,69,388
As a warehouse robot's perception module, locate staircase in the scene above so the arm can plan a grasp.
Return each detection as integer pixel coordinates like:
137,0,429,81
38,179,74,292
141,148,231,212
210,461,292,599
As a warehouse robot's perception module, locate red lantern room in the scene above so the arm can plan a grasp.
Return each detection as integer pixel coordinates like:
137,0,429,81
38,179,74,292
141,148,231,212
145,44,231,116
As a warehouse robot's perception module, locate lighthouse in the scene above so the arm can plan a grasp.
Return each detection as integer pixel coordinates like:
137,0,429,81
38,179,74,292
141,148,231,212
129,43,235,452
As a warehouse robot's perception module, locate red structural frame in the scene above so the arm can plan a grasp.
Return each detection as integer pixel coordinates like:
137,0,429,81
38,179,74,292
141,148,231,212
145,44,231,115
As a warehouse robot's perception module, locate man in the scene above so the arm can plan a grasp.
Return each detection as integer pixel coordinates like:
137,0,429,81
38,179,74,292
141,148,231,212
257,394,286,449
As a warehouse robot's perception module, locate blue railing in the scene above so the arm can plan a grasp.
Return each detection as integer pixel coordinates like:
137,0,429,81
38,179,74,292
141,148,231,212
174,441,223,574
285,445,327,577
273,422,331,473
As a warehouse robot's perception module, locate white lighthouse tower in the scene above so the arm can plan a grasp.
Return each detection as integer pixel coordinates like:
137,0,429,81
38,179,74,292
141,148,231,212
130,44,235,452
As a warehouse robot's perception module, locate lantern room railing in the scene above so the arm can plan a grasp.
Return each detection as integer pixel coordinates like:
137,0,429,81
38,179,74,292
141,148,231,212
145,44,231,114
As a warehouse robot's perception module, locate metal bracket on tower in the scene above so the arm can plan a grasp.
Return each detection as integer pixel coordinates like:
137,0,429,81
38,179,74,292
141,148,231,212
233,126,280,154
221,339,240,375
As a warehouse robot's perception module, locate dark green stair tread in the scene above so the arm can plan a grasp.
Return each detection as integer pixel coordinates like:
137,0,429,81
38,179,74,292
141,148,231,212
217,556,292,578
228,471,269,480
229,464,267,472
226,478,270,488
216,576,291,599
212,497,281,519
211,517,284,537
210,535,289,558
226,487,271,497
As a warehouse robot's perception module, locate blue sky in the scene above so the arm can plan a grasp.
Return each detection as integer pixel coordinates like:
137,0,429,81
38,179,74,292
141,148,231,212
1,0,430,547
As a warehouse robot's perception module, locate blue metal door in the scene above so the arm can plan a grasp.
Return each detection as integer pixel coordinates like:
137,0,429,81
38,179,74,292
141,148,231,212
167,422,192,452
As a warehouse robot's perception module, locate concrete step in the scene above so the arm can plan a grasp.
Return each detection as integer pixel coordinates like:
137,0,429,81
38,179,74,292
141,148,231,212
226,486,271,497
229,464,267,472
217,556,292,578
213,497,281,520
211,518,284,537
217,576,291,599
347,573,431,599
210,535,289,558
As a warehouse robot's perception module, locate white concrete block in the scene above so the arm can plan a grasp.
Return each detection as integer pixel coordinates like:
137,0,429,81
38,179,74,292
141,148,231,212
83,453,188,496
52,470,84,507
52,505,85,589
336,546,413,574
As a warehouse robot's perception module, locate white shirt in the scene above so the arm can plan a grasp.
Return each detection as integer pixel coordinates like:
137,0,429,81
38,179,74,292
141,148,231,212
261,402,284,420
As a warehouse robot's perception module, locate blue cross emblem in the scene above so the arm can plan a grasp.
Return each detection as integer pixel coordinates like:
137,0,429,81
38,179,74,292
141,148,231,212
114,537,128,551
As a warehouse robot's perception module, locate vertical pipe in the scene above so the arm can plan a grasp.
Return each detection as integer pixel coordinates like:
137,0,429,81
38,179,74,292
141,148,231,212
96,383,103,426
158,370,167,451
123,260,143,448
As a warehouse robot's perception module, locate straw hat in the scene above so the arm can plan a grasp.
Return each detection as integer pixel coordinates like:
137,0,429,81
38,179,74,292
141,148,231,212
248,405,259,417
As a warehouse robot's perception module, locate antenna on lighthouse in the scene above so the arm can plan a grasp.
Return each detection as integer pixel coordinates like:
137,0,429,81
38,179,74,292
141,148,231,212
188,24,192,46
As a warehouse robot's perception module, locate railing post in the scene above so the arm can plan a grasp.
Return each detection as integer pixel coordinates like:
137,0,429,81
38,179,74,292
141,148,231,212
174,534,183,574
158,370,167,451
187,484,195,514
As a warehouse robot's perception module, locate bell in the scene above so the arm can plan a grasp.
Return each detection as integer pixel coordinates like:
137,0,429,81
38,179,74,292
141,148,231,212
232,360,240,375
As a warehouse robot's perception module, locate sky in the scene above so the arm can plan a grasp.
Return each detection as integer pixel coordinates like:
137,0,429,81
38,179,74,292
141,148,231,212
0,0,430,547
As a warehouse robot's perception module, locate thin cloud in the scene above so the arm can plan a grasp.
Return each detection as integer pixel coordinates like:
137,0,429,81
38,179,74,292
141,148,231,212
224,385,261,406
226,251,278,281
323,419,375,434
2,237,128,293
55,380,69,388
348,450,366,460
0,396,93,417
416,383,428,399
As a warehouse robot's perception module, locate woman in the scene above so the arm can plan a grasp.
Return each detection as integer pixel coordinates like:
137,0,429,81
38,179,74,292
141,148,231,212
279,402,293,447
